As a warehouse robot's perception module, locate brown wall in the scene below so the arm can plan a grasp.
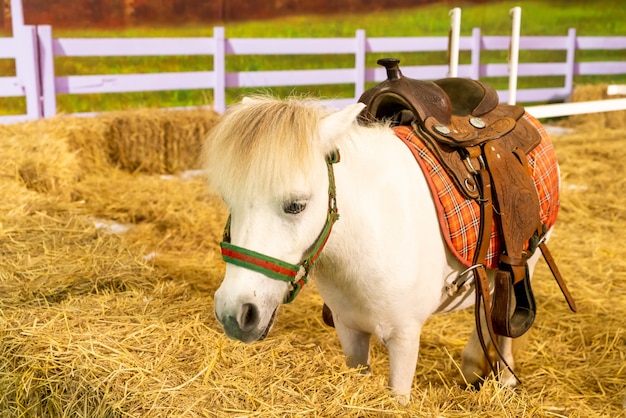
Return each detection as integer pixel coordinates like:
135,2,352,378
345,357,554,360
2,0,441,29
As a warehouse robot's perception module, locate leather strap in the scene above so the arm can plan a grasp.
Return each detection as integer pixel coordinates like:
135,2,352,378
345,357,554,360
539,242,577,312
472,166,495,374
472,165,521,384
472,168,493,266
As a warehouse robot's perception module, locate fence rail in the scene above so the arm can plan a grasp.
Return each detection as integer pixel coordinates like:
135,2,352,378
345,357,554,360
2,10,626,123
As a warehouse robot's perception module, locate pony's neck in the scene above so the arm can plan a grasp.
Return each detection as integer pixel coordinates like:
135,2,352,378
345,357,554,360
323,121,442,262
314,121,452,318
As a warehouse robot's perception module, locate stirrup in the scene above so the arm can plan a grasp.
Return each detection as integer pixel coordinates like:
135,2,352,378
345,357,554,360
491,268,536,338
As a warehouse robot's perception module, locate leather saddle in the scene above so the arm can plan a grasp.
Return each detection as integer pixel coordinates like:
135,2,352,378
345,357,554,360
323,59,575,361
358,58,541,201
358,58,556,340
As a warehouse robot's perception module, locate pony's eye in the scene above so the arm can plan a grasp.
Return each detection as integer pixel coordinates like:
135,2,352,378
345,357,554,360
284,201,307,214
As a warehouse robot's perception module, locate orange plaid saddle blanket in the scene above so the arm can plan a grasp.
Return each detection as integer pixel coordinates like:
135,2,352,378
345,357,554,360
393,113,560,269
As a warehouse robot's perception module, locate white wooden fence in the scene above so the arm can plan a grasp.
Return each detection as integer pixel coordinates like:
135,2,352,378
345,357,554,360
2,2,626,124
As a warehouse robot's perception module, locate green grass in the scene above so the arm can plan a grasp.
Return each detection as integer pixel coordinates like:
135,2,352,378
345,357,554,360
47,1,623,38
2,0,626,115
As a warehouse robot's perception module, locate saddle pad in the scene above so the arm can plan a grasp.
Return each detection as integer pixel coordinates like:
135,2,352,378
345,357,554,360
394,113,560,268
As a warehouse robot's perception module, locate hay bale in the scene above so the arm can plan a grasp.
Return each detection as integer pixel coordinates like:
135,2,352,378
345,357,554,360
101,108,219,174
567,84,626,130
0,111,624,417
0,108,219,196
0,120,84,199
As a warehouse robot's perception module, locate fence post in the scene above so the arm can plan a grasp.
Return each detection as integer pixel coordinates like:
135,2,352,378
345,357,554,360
448,7,461,77
470,27,481,80
14,25,42,119
564,27,577,100
37,25,57,118
10,0,24,28
354,29,366,100
508,6,522,105
213,26,226,113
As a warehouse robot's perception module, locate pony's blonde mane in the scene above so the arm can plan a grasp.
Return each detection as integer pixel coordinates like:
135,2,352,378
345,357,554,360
203,96,331,205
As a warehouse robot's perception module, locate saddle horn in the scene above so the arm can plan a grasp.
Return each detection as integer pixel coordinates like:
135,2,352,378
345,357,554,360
377,57,403,80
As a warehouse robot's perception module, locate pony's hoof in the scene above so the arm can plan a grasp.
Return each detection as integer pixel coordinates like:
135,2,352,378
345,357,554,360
463,377,484,391
460,365,487,388
460,355,489,387
358,364,371,374
500,370,519,388
393,393,410,406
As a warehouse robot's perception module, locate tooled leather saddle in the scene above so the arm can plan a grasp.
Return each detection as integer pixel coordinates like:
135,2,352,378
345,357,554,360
323,58,576,376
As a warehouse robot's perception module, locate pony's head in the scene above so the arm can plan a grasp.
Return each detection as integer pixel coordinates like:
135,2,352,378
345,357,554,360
203,96,365,343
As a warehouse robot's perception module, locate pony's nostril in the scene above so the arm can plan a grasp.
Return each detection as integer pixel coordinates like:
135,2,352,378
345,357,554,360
239,303,259,331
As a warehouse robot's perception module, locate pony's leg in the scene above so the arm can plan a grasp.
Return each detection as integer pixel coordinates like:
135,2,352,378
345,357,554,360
386,332,422,405
499,318,531,386
462,236,544,386
497,249,540,385
461,308,493,386
334,320,371,372
461,309,522,387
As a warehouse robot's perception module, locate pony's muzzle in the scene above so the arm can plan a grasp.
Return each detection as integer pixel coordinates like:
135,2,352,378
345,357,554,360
216,303,276,343
219,303,258,341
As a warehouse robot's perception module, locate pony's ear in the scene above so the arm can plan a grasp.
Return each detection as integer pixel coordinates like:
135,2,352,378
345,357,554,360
319,103,366,146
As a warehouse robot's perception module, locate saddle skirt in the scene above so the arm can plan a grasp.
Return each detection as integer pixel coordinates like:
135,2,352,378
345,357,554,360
394,113,560,269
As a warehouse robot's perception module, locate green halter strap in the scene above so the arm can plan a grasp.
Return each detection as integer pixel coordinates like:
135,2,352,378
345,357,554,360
220,150,340,303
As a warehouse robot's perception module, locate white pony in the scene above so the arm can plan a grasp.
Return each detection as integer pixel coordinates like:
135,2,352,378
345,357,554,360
203,95,555,404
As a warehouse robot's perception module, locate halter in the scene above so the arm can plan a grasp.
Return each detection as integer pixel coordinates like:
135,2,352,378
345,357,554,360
219,150,340,304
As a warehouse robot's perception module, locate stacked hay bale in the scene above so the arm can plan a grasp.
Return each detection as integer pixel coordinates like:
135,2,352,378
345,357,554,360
0,104,624,417
567,84,626,130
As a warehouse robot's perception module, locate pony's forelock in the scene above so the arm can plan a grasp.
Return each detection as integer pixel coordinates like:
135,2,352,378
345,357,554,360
202,96,333,205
